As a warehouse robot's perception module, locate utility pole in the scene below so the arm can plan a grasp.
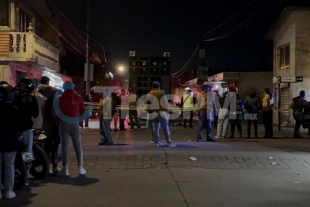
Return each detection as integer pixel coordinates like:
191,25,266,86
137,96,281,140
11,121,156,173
197,33,206,85
86,0,90,96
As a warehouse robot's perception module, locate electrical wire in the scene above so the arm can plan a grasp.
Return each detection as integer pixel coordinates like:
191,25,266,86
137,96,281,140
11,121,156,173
32,6,86,56
172,44,199,76
203,0,258,37
204,0,285,42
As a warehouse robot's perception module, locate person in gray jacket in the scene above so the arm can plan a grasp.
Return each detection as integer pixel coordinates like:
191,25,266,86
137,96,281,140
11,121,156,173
244,89,262,138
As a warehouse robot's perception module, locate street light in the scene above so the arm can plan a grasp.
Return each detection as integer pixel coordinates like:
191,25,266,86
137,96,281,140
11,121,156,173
119,66,124,72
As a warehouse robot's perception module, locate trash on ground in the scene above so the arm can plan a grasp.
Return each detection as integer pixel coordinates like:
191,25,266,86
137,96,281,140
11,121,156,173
189,157,197,161
271,162,277,165
268,157,273,160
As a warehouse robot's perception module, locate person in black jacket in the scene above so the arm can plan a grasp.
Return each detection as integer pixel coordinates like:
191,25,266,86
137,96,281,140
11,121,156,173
0,83,23,199
244,89,262,138
42,86,61,174
14,77,38,185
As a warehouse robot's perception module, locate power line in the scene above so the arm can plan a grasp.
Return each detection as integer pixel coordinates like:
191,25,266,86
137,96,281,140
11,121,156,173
203,0,258,37
172,44,199,76
204,0,285,42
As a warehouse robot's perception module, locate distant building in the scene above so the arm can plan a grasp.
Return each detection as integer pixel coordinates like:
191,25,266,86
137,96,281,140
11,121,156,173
128,51,171,97
266,7,310,127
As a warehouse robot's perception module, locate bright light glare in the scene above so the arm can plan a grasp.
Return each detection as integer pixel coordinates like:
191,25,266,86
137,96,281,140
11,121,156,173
119,66,124,71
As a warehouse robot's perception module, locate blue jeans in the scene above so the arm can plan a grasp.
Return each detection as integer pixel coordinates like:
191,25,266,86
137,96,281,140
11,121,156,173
0,151,16,192
101,118,113,143
152,112,172,144
197,111,212,140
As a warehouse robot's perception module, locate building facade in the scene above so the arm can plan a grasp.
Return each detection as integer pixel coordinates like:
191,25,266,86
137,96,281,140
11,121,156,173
267,7,310,127
128,51,171,98
0,0,72,87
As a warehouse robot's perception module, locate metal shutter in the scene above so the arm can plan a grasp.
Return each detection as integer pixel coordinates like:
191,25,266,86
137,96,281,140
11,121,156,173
280,87,291,126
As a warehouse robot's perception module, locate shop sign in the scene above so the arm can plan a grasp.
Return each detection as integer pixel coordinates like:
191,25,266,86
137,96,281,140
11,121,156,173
223,72,239,79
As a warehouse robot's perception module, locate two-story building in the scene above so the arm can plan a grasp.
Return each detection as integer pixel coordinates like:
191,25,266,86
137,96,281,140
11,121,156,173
0,0,71,88
267,7,310,127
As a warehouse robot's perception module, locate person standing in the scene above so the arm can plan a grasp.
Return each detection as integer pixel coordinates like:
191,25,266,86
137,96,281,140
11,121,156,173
42,86,61,174
291,90,308,138
146,81,176,147
111,91,121,130
244,89,261,138
80,89,92,128
181,87,196,128
214,92,229,139
262,88,274,138
228,87,244,138
0,83,24,199
196,82,218,142
52,82,87,176
118,89,128,130
14,77,39,185
98,88,114,145
128,88,142,131
213,90,220,129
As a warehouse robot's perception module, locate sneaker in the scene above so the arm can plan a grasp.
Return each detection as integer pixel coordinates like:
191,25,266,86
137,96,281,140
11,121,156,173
214,135,221,139
25,179,29,186
58,166,70,176
150,141,155,146
197,138,202,142
52,167,60,173
153,142,162,147
79,166,87,175
4,191,16,199
168,143,176,147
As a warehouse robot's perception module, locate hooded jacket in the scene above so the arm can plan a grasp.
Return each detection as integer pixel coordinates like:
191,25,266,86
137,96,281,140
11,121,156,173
244,94,261,113
14,93,39,131
0,103,24,152
52,90,85,123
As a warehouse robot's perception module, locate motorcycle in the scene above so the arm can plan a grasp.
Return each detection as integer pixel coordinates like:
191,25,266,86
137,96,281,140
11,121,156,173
301,105,310,136
28,129,50,179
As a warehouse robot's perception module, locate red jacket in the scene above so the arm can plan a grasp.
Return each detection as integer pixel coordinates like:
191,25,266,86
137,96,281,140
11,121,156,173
52,90,85,123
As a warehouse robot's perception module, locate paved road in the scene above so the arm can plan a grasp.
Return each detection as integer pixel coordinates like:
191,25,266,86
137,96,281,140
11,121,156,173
1,122,310,207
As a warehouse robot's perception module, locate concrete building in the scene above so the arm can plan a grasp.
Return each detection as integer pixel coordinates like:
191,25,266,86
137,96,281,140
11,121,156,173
0,0,71,87
128,51,171,99
267,7,310,127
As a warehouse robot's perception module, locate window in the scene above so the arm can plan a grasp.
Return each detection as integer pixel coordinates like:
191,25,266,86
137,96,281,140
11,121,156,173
279,44,290,68
20,9,30,32
0,0,9,26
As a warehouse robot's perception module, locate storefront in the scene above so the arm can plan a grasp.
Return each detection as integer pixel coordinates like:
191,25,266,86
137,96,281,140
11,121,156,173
42,71,72,88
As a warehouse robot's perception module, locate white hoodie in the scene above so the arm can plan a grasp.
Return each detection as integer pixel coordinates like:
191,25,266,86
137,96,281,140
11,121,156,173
32,84,48,129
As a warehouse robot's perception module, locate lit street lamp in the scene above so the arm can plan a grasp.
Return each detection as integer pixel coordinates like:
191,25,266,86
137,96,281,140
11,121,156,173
119,66,124,72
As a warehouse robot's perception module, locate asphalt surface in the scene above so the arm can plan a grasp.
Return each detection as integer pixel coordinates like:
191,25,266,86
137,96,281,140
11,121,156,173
1,119,310,207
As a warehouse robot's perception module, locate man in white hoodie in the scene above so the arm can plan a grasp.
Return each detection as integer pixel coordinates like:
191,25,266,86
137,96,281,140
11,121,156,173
32,76,50,129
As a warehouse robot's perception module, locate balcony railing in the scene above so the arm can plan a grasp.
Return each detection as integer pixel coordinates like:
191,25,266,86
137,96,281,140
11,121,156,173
0,29,59,71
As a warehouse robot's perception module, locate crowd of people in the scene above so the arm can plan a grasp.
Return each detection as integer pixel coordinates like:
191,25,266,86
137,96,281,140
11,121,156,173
208,85,308,140
0,76,89,199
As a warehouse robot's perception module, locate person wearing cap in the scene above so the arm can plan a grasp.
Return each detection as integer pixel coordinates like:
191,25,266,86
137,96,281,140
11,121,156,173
146,81,176,147
196,82,218,142
181,86,196,128
52,82,87,176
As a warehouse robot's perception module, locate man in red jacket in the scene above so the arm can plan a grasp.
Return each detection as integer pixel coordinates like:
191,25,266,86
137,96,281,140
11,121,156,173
52,82,88,176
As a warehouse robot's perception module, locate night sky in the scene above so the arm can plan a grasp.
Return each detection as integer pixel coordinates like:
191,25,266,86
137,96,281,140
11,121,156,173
53,0,310,73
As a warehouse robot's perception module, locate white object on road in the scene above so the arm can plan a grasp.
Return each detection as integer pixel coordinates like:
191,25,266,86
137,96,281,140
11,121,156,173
268,157,274,160
271,162,277,165
189,157,197,161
